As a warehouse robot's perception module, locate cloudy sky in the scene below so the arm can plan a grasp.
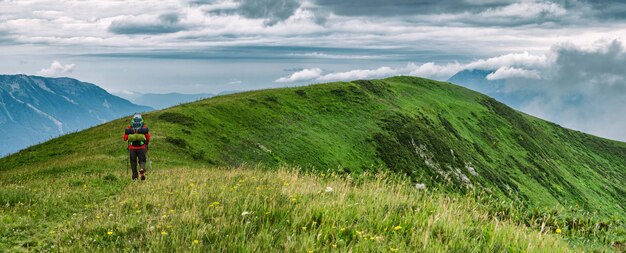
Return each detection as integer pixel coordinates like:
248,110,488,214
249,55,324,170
2,0,626,140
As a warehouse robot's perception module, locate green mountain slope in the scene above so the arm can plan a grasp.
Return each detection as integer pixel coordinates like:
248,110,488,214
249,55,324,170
1,76,625,250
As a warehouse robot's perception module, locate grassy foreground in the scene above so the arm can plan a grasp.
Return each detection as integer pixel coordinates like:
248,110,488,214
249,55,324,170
1,166,570,252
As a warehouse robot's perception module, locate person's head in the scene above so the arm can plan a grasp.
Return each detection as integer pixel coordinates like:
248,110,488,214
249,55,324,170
131,113,144,128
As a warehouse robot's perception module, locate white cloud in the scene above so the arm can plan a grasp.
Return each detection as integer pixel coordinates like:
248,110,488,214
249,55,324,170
486,66,541,80
275,68,322,82
408,62,463,80
317,66,397,82
465,52,549,70
36,61,75,77
277,62,462,83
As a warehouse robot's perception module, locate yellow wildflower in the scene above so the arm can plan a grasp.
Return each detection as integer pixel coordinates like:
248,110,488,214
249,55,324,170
393,225,402,231
193,240,199,245
107,231,113,235
556,228,562,234
161,231,168,235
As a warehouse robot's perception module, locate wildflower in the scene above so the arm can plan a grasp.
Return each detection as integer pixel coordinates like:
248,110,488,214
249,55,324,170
136,210,141,214
193,240,199,245
162,214,168,218
393,225,402,231
291,197,297,203
325,187,334,193
161,231,168,235
302,226,307,231
241,211,250,216
415,183,426,190
555,228,562,234
209,201,220,207
107,231,113,235
332,244,337,248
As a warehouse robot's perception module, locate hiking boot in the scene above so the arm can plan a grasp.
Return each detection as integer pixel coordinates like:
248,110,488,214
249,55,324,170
140,169,146,180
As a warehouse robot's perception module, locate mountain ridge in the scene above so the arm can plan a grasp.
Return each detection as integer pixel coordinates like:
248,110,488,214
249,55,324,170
0,74,152,156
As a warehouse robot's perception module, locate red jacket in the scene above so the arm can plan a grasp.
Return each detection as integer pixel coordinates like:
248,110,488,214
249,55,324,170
124,124,151,150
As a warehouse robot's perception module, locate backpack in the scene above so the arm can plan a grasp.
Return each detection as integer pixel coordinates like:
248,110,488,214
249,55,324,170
126,114,149,146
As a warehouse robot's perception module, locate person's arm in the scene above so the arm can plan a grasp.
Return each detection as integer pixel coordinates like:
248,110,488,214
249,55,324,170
123,126,129,141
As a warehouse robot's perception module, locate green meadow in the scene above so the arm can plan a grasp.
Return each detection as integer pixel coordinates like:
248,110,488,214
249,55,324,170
1,76,624,252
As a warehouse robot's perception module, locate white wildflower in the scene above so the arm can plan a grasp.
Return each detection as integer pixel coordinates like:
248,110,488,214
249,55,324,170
241,211,250,216
325,186,334,193
415,183,426,190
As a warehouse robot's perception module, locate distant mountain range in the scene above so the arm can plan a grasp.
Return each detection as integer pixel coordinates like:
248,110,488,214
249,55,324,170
114,91,240,109
0,75,152,156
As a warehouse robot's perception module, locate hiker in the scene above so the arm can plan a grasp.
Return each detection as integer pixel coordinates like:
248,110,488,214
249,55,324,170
123,114,151,180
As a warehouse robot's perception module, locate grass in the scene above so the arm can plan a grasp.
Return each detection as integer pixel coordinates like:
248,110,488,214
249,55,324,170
1,166,572,252
1,76,625,251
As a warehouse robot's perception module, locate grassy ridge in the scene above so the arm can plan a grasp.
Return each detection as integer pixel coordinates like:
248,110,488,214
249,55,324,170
1,76,625,250
1,166,571,252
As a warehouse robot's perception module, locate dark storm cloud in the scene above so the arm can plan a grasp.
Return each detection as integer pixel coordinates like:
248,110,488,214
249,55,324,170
570,0,626,20
551,40,626,91
313,0,626,25
108,13,187,35
238,0,300,25
312,0,514,16
194,0,301,25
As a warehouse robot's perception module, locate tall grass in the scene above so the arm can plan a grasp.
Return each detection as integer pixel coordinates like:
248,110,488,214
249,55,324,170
1,166,572,252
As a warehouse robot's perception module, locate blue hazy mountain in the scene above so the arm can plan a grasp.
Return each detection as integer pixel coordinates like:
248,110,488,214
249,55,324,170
0,75,152,156
447,69,529,109
114,90,242,109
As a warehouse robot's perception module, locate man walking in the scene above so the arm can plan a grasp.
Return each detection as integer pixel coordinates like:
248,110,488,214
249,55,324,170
124,114,151,180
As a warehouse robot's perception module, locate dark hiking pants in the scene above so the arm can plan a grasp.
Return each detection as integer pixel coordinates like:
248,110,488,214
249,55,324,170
129,148,147,179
